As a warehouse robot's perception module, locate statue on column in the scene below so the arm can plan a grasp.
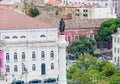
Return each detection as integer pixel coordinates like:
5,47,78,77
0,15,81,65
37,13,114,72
59,18,65,35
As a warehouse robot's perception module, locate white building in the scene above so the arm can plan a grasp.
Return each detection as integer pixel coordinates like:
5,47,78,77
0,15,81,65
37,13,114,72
86,0,119,15
58,0,119,17
112,28,120,66
0,6,61,84
74,5,116,19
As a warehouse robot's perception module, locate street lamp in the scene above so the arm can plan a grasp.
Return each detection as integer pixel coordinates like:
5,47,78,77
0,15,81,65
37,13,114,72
5,64,8,83
22,63,28,84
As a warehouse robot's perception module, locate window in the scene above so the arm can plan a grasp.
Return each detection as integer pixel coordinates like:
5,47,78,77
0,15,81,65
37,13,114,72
32,51,36,60
6,53,10,61
117,56,120,65
83,14,88,17
51,63,54,70
50,51,54,60
22,64,26,72
114,37,116,43
68,35,71,43
76,9,79,12
6,66,10,72
14,65,18,72
105,3,108,6
75,13,79,16
103,42,107,48
114,47,116,53
40,34,45,37
41,63,46,75
97,42,100,49
118,48,120,54
20,35,26,38
14,52,17,61
5,36,10,39
118,38,119,43
114,57,116,62
41,51,45,60
75,35,79,40
22,52,25,61
32,64,36,71
83,9,88,12
13,36,18,39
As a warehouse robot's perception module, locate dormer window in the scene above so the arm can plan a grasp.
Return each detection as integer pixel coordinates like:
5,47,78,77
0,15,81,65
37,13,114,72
40,34,45,37
13,36,18,39
20,35,26,38
5,36,10,39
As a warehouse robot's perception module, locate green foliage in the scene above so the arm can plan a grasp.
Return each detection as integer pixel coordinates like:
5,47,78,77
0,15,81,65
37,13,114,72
102,62,116,77
110,75,120,84
95,18,120,41
68,35,95,56
67,55,118,84
29,7,39,17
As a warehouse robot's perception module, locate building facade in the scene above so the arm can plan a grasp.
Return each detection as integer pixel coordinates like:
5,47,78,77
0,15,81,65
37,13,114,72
46,0,116,19
0,6,59,83
56,0,119,17
112,28,120,66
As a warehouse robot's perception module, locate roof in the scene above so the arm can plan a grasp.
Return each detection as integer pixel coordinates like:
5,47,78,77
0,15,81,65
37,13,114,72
36,14,109,30
0,7,54,30
46,0,103,8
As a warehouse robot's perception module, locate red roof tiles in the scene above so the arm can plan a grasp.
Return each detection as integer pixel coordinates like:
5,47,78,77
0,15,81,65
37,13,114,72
0,8,53,30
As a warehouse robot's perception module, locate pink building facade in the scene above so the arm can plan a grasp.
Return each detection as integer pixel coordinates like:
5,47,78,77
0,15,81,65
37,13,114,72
58,29,97,43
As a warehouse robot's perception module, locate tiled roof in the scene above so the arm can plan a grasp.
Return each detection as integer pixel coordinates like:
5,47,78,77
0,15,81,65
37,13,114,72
36,14,109,30
0,7,53,30
72,3,84,8
45,0,55,5
46,0,103,8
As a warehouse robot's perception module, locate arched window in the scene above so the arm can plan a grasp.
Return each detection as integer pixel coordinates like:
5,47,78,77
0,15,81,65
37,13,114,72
6,66,10,72
13,36,18,39
20,35,26,38
14,65,18,72
50,51,54,60
41,63,46,75
51,63,54,70
22,63,26,72
5,36,10,39
41,51,45,60
14,52,17,61
32,51,36,60
40,34,45,37
6,53,10,61
22,52,25,60
32,64,36,71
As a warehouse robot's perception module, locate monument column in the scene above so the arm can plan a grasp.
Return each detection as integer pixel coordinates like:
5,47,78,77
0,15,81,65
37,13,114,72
58,35,68,84
58,18,68,84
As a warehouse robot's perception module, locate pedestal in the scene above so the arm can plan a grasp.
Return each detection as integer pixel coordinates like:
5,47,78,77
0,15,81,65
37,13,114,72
58,35,68,84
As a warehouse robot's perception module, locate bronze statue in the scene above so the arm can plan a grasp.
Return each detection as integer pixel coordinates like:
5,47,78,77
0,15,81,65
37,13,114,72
59,18,65,35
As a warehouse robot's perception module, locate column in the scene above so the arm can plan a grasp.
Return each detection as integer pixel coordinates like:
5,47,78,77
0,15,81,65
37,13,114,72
58,35,68,84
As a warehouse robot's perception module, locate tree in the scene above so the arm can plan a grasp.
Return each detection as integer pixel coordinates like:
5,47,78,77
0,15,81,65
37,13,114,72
102,62,116,77
28,7,39,17
67,55,104,84
95,18,120,42
68,35,95,56
67,55,117,84
110,75,120,84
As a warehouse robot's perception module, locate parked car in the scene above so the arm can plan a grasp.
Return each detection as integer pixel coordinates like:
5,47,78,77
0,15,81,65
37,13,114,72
28,79,41,84
44,78,56,83
11,80,24,84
